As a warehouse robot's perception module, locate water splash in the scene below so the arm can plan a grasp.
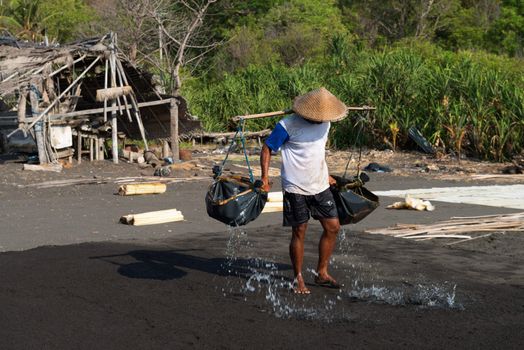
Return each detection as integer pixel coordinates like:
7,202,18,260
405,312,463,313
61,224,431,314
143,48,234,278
348,282,463,309
219,225,463,321
243,266,341,320
222,226,249,274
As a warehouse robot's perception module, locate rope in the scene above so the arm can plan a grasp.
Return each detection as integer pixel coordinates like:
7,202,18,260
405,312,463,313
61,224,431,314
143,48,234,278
217,118,255,183
342,110,369,180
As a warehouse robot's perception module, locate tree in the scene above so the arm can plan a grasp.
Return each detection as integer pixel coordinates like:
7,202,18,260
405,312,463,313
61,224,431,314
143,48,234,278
0,0,93,42
339,0,460,43
96,0,219,96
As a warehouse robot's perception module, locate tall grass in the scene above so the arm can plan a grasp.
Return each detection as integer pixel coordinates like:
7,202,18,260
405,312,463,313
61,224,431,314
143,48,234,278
183,42,524,161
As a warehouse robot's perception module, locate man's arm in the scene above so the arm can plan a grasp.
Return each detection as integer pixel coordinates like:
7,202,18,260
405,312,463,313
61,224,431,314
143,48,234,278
260,144,272,192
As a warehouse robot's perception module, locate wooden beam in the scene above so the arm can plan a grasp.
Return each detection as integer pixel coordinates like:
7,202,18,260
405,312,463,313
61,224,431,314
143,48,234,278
7,55,102,138
46,99,172,120
30,89,48,164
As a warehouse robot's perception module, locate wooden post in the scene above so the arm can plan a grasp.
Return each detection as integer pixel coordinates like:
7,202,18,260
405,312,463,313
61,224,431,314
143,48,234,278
170,98,179,161
111,99,118,164
77,131,82,164
110,50,118,164
99,138,105,160
95,138,99,160
103,57,108,123
89,137,94,162
29,89,48,164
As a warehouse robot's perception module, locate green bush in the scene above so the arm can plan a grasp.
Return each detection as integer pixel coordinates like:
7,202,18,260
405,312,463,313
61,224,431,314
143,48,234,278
183,41,524,161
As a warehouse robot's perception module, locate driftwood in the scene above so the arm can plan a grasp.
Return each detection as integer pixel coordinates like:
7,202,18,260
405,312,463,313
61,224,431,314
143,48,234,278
17,176,210,189
445,233,493,246
387,196,435,211
366,212,524,241
471,174,524,180
23,163,63,172
118,182,166,196
120,208,184,226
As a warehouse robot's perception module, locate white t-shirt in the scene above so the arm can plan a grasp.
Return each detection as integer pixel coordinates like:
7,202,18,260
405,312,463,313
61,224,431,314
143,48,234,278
265,115,330,195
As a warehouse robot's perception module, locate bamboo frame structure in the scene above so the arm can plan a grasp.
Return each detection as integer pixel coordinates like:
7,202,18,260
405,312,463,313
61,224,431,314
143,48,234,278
1,34,190,165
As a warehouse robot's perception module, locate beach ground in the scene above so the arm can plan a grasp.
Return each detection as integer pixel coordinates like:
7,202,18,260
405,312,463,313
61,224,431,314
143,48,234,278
0,157,523,349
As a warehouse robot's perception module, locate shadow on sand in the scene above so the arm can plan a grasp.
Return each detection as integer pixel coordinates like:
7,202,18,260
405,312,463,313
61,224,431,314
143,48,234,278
90,249,292,281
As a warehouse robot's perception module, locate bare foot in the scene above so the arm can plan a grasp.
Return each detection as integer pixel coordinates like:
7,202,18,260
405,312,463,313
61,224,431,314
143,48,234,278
293,274,310,294
314,273,342,289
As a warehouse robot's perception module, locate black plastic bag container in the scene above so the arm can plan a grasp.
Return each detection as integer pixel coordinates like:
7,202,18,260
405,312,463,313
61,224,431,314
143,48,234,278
206,175,268,226
330,176,379,225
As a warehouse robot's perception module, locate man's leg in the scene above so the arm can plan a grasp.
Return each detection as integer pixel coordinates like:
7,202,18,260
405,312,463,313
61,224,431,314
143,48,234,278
290,223,309,293
316,217,341,284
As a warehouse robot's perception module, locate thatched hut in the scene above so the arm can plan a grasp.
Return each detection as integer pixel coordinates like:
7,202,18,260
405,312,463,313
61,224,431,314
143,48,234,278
0,33,200,164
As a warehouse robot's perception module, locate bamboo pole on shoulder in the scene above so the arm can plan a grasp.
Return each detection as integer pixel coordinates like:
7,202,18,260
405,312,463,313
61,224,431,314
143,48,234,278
231,106,377,122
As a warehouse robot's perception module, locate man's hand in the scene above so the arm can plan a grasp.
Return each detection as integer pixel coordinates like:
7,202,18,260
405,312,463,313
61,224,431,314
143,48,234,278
260,145,273,192
328,175,337,187
261,177,271,192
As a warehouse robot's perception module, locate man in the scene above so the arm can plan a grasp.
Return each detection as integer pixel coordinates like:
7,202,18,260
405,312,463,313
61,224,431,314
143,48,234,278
260,87,347,294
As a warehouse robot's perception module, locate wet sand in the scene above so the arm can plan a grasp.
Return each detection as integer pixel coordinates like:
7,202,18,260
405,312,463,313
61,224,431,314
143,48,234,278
0,163,523,349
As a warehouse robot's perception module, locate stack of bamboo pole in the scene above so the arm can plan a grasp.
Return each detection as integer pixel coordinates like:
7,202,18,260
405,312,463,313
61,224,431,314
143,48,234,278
118,182,166,196
262,191,284,213
120,209,184,226
365,212,524,242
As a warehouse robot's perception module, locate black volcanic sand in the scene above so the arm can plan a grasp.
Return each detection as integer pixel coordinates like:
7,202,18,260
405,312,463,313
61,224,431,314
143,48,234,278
0,162,523,349
0,225,523,349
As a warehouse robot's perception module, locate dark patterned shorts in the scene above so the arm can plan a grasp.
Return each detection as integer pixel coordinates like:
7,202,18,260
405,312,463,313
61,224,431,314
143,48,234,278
283,188,338,227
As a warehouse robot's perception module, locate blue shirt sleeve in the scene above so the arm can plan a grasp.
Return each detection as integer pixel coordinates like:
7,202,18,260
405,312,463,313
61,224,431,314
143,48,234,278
265,123,289,152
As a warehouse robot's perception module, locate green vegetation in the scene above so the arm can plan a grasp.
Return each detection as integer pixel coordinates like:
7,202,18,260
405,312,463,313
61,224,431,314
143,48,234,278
182,0,524,161
2,0,523,160
184,41,524,161
0,0,93,42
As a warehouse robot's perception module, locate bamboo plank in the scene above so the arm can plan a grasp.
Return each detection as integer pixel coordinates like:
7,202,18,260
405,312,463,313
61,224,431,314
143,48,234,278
120,209,184,226
366,212,524,241
408,234,472,240
445,234,493,246
267,191,283,202
118,182,166,196
262,201,283,213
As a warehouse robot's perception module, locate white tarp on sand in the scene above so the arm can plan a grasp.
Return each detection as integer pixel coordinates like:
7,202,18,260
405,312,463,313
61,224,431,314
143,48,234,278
374,184,524,210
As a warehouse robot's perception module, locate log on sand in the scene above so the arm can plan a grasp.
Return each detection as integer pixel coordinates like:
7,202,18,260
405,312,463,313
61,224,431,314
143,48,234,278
118,182,166,196
23,163,63,172
120,209,184,226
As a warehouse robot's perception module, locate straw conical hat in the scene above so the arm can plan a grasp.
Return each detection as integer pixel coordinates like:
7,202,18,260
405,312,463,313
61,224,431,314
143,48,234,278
292,87,348,122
